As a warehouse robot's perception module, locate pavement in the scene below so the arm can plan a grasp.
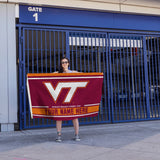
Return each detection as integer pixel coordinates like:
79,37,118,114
1,120,160,160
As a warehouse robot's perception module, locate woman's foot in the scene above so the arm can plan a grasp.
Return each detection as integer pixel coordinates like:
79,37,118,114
55,135,62,142
74,134,80,141
55,132,62,142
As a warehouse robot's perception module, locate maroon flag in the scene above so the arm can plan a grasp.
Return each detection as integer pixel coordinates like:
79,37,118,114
27,72,103,120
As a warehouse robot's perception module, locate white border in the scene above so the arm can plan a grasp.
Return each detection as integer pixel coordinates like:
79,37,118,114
26,78,33,118
33,111,99,118
28,76,103,80
27,75,102,119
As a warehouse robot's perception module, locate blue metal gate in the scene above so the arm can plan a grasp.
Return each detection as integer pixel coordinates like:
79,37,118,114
109,34,149,122
108,33,160,122
18,25,160,129
19,27,68,129
146,35,160,119
69,31,111,124
18,26,111,129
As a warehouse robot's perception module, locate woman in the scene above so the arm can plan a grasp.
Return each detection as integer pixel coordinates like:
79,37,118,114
55,57,80,142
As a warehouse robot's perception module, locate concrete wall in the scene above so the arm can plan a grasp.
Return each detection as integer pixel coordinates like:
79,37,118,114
3,0,160,16
0,3,17,131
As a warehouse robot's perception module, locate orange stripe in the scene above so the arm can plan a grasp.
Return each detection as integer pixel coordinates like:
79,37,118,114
88,105,99,112
27,72,103,77
32,105,99,116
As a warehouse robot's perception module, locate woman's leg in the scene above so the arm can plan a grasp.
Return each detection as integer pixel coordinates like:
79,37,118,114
56,120,62,135
72,118,80,141
55,120,62,142
72,118,79,135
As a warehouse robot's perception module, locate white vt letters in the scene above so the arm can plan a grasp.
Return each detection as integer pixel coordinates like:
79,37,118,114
44,82,88,103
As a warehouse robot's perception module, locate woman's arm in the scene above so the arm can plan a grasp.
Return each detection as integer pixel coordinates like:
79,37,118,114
72,70,78,73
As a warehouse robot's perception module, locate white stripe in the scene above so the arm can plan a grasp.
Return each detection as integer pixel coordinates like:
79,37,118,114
27,76,103,80
32,104,99,109
33,106,49,108
33,112,98,118
27,79,33,119
84,103,100,107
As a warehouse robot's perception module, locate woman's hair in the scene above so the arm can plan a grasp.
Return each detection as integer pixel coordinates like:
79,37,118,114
58,57,70,73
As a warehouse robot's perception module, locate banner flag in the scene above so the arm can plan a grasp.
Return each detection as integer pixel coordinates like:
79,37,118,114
27,72,104,120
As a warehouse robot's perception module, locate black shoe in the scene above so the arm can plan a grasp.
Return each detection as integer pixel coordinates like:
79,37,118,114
74,135,80,141
55,135,62,142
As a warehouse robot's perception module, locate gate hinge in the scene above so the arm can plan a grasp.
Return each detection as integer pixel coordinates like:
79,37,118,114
19,60,24,68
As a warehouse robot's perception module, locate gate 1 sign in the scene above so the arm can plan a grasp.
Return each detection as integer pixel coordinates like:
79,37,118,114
27,72,104,120
19,5,160,31
20,5,44,23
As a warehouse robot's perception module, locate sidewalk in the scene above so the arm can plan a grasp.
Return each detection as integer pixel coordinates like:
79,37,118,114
1,120,160,160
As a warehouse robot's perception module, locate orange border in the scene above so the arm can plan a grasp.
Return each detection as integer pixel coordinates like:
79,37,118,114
32,105,99,116
27,72,103,77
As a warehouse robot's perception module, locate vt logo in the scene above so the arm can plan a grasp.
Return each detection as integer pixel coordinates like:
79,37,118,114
44,82,88,103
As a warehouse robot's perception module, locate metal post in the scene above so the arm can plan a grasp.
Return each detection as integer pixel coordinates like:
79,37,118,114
143,36,150,118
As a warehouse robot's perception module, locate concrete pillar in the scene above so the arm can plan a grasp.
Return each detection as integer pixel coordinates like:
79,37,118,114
0,3,17,131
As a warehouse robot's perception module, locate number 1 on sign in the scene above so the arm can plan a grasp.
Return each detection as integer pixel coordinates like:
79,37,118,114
33,13,38,21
